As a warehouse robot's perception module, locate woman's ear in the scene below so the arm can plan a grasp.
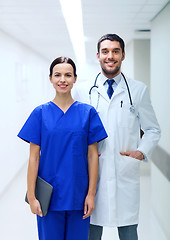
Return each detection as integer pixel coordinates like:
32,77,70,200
49,75,52,83
74,76,77,83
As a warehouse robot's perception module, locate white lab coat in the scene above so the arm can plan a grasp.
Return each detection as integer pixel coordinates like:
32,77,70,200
72,74,161,227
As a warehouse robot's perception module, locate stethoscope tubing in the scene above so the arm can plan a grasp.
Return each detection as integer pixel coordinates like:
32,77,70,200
89,72,133,107
121,72,133,106
89,72,100,95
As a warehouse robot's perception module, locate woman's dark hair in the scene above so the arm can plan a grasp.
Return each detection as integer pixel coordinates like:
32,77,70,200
49,56,77,77
97,34,125,53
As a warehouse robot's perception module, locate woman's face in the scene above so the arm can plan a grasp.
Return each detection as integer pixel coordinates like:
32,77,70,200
50,63,77,94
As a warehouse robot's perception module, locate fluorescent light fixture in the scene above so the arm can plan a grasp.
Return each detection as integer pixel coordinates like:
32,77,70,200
59,0,86,64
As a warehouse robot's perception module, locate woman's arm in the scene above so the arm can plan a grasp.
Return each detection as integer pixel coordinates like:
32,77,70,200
83,142,98,219
27,142,43,217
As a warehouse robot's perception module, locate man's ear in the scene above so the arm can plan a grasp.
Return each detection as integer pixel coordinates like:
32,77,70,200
97,52,100,60
122,52,125,61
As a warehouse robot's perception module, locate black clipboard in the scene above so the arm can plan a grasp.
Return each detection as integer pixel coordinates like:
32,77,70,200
25,176,53,216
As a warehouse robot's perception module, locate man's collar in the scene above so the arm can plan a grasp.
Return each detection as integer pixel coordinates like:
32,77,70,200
100,72,122,85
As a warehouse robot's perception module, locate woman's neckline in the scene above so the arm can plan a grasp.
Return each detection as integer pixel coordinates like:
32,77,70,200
50,100,77,114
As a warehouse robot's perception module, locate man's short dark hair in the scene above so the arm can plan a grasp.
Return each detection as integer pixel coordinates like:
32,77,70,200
97,34,125,53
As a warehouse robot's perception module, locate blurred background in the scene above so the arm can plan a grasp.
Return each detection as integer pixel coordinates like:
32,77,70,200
0,0,170,239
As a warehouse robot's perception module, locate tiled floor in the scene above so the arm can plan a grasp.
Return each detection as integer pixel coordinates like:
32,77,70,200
0,163,167,240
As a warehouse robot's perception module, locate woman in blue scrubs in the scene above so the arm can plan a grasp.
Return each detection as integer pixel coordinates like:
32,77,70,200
18,56,107,240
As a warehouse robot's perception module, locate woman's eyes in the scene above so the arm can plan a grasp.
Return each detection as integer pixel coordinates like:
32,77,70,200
54,74,72,77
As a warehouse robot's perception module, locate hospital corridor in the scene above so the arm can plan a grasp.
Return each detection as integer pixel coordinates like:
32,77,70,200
0,0,170,240
0,162,167,240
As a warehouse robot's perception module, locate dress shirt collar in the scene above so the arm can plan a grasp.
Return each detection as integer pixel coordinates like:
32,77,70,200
100,72,122,86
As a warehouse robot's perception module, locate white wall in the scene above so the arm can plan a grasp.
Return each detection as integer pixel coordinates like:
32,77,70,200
123,39,150,90
151,2,170,153
134,39,150,90
151,2,170,240
77,61,99,82
0,30,52,195
123,40,134,79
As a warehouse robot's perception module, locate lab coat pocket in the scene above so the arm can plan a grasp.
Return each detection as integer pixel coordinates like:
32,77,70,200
118,155,140,182
118,103,137,128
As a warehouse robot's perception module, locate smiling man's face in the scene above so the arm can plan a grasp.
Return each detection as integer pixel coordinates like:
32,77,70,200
97,40,125,79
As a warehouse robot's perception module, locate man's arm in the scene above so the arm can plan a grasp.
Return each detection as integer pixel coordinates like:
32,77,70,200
121,86,161,160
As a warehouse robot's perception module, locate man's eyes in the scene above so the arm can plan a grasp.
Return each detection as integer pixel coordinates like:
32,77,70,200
102,50,108,54
101,50,120,54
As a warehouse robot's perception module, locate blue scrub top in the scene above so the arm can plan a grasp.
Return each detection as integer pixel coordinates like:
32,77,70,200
18,101,107,211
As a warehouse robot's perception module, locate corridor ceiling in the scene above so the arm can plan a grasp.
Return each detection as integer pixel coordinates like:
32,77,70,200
0,0,169,63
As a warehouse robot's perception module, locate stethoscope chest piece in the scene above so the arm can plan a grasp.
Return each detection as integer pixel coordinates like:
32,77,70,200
130,105,135,113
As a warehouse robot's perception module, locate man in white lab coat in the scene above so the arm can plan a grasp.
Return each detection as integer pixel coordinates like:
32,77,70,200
72,34,161,240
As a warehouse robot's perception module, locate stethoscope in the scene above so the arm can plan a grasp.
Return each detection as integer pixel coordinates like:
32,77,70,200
89,72,135,113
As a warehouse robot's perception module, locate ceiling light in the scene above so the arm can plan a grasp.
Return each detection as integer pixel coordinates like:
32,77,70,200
59,0,86,64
